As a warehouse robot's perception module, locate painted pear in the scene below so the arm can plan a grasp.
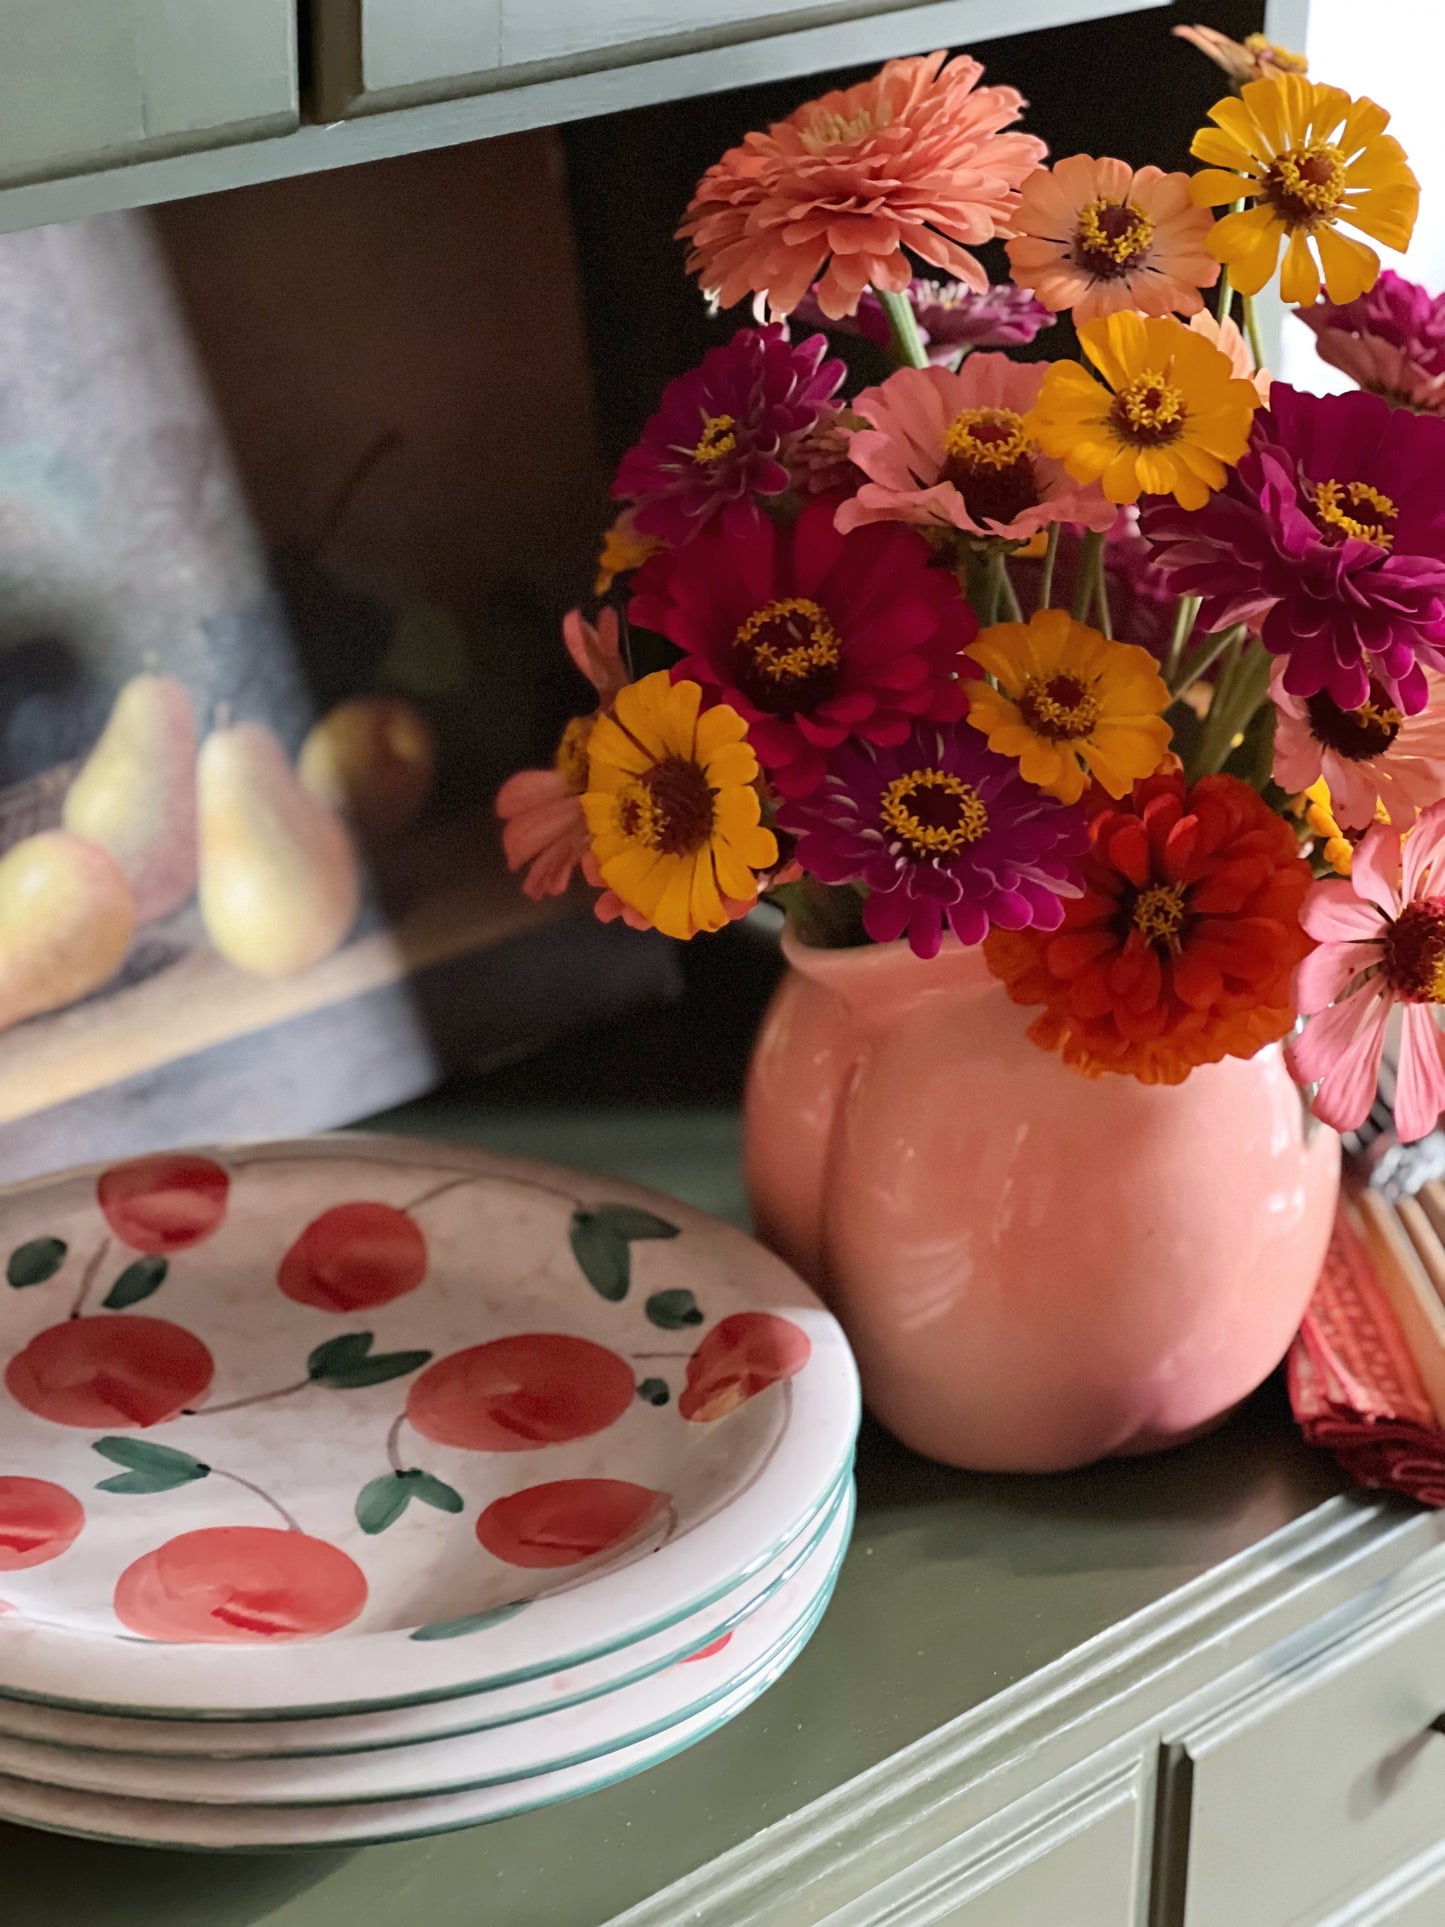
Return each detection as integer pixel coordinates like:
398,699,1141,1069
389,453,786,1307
62,674,198,923
298,696,436,839
197,723,360,978
0,832,135,1031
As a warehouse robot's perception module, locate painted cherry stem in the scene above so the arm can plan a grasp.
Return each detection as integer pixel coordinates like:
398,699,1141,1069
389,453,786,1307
207,1465,302,1534
69,1238,111,1320
183,1378,311,1418
226,1152,586,1211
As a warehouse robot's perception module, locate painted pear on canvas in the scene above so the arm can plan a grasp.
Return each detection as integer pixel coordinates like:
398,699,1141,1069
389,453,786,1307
0,831,135,1031
62,673,199,923
198,722,360,978
298,696,436,839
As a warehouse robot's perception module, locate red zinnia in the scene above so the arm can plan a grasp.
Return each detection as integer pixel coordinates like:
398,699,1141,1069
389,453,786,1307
628,493,976,799
984,769,1314,1084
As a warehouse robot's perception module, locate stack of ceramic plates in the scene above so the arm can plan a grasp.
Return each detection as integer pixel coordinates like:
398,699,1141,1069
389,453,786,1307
0,1136,858,1848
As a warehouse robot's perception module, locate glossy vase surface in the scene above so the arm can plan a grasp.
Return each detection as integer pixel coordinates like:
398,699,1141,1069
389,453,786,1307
744,933,1341,1472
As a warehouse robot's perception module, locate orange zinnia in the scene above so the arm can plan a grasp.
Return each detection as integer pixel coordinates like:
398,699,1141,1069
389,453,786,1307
984,770,1313,1085
678,51,1046,320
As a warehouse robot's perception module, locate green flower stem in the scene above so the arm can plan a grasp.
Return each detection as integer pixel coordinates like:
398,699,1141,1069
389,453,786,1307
1072,529,1104,621
1242,290,1266,374
875,287,930,369
1165,595,1203,683
1169,619,1241,698
1194,632,1272,776
1214,263,1233,325
998,555,1024,622
1091,535,1113,638
1037,522,1060,611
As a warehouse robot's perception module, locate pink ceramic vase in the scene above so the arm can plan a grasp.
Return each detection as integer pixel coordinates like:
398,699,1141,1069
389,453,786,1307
744,933,1341,1473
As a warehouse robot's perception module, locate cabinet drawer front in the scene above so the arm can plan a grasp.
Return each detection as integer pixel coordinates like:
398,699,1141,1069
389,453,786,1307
1175,1582,1445,1927
0,0,297,188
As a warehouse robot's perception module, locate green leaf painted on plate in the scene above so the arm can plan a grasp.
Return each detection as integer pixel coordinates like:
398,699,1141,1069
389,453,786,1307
569,1205,680,1302
644,1288,704,1331
637,1377,671,1406
307,1332,433,1390
7,1237,67,1288
410,1600,529,1642
411,1472,464,1515
92,1437,210,1495
102,1256,168,1310
355,1474,415,1535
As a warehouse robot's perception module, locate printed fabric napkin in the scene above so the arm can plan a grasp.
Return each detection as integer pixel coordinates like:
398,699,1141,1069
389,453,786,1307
1287,1209,1445,1507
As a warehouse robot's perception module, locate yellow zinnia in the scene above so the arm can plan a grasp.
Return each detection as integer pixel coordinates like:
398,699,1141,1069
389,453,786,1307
963,611,1172,804
1190,74,1418,306
583,673,777,940
594,511,661,597
1025,313,1261,511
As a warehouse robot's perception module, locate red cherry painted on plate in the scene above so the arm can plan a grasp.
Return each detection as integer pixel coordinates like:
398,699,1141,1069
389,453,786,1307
678,1312,811,1423
4,1316,215,1429
407,1334,635,1452
114,1526,368,1643
476,1479,670,1569
278,1202,428,1312
97,1155,230,1254
0,1477,85,1570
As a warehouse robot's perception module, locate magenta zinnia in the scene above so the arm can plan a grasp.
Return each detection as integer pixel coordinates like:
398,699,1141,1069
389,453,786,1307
793,278,1054,359
628,493,976,799
1142,384,1445,714
1295,270,1445,415
778,721,1085,958
612,326,844,547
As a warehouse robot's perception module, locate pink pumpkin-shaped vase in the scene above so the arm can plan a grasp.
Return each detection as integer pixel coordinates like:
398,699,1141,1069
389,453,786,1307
744,933,1340,1472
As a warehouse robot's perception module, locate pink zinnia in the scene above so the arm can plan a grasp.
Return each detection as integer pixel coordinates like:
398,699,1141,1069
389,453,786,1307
1295,270,1445,415
628,492,975,799
612,326,844,548
496,608,627,900
837,355,1114,542
1271,662,1445,832
1289,804,1445,1142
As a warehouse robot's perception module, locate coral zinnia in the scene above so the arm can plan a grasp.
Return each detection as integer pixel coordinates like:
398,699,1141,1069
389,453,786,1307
628,493,976,799
581,674,777,941
985,769,1314,1083
1027,312,1261,510
836,355,1114,543
612,326,844,548
778,721,1085,959
678,52,1046,319
1006,156,1219,323
963,611,1172,805
1190,74,1418,307
1294,270,1445,415
1141,384,1445,715
1173,25,1307,86
1271,662,1445,831
793,277,1054,360
1288,804,1445,1141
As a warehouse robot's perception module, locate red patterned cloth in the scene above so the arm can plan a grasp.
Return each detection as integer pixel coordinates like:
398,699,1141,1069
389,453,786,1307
1287,1209,1445,1506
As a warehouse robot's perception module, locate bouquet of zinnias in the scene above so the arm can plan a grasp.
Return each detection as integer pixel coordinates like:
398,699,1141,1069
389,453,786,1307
498,24,1445,1143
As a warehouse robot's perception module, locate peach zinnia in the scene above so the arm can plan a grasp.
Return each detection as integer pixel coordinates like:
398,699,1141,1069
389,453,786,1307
678,51,1046,320
1006,156,1219,323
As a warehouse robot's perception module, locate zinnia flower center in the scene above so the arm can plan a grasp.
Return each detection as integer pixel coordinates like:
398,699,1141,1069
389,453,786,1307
1309,478,1397,549
690,414,738,466
1015,672,1102,742
1304,687,1403,760
1382,897,1445,1003
879,768,989,856
1264,143,1348,229
940,407,1040,525
1109,371,1187,446
617,756,715,857
798,102,891,152
1130,881,1188,949
732,597,842,715
553,715,595,793
1073,198,1155,278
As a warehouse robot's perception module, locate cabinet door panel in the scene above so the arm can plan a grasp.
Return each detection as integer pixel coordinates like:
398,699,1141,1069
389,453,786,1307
501,0,844,69
0,0,297,187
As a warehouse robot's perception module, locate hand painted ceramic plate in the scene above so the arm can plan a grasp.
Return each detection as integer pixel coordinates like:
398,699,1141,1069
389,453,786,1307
0,1553,838,1849
0,1485,851,1806
0,1136,858,1716
0,1462,851,1758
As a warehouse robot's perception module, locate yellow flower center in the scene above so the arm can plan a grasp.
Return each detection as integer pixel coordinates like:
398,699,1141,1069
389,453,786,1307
616,756,716,858
1264,142,1348,229
1016,672,1102,743
690,414,738,466
1310,478,1397,549
799,102,891,152
940,407,1040,525
879,769,989,856
1109,371,1187,447
553,715,594,793
1304,687,1402,759
733,597,842,714
1073,198,1155,278
1131,881,1187,948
